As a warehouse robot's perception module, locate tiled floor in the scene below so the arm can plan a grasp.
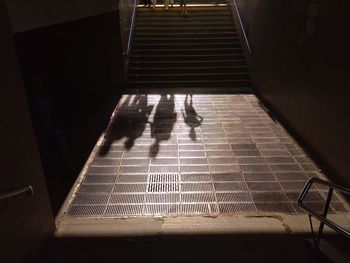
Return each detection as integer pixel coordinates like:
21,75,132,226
66,94,349,217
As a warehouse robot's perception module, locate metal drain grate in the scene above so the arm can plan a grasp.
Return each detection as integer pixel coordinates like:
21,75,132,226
68,205,105,217
147,183,179,192
255,203,296,213
105,204,143,216
116,174,148,183
113,183,147,193
148,173,179,183
181,193,216,203
331,202,349,212
181,203,210,214
78,184,114,193
145,193,180,203
147,173,180,192
217,192,252,203
251,192,289,203
72,194,109,205
64,95,350,218
109,194,145,204
144,204,180,215
83,175,116,184
218,203,256,213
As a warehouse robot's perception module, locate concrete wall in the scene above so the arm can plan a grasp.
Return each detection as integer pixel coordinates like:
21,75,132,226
236,0,350,184
5,0,118,33
5,0,133,213
0,1,54,262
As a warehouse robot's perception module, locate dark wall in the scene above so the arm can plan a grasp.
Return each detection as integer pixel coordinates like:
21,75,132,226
5,0,118,33
0,0,54,261
13,11,125,213
236,0,350,184
15,11,124,93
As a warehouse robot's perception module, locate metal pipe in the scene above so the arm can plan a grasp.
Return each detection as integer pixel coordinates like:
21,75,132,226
314,188,334,248
232,0,252,54
298,177,350,241
0,186,33,202
127,0,138,56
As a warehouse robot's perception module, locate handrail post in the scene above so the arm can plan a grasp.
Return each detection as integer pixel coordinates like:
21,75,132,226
314,188,333,249
298,177,350,247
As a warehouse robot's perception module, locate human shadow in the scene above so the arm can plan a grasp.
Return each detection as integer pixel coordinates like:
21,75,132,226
98,95,153,155
149,94,177,157
181,94,203,140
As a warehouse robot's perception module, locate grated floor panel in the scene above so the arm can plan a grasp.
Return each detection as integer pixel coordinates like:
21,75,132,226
65,94,350,217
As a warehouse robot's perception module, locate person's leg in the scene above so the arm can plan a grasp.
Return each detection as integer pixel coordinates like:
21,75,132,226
164,0,169,10
152,0,157,9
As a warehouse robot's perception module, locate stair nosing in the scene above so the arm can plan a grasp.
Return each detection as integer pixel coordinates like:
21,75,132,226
128,72,248,77
128,79,251,84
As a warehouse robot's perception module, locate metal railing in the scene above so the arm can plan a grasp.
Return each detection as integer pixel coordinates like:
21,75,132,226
298,177,350,248
232,0,251,54
0,186,34,207
127,0,138,57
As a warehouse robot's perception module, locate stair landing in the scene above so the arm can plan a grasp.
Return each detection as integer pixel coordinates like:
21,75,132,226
57,94,349,223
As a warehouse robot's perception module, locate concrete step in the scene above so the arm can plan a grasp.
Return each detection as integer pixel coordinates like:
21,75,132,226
129,59,246,67
130,53,245,61
136,10,232,16
133,26,236,32
127,79,251,84
136,16,233,22
128,72,250,81
131,47,243,55
132,37,239,44
133,32,237,37
128,65,248,74
134,21,235,27
128,80,251,91
137,6,230,12
132,42,242,49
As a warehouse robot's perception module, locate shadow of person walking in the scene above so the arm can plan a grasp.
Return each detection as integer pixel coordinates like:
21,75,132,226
181,94,203,140
150,94,177,157
98,95,153,156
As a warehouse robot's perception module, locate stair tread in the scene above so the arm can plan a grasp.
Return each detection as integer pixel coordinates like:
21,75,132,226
133,36,238,40
129,72,248,76
137,24,234,28
132,48,242,53
128,79,250,83
133,32,237,36
133,42,240,46
129,65,247,70
135,22,235,26
131,53,243,58
131,59,245,63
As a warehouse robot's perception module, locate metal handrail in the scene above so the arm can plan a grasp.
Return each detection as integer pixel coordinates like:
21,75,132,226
127,0,138,57
232,0,251,54
298,177,350,248
0,186,34,207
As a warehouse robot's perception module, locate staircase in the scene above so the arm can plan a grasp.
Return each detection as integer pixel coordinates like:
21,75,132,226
127,5,252,92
